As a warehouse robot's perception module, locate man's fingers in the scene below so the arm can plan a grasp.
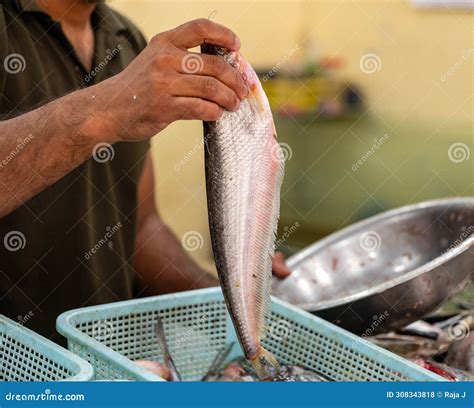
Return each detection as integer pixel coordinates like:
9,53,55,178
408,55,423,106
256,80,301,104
179,52,248,99
170,74,240,112
272,252,291,278
174,97,223,121
169,19,240,51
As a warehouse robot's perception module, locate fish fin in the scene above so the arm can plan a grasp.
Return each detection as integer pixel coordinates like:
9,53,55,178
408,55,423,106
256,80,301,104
258,148,285,338
201,342,235,381
246,90,265,121
155,316,182,381
245,139,285,340
250,346,281,380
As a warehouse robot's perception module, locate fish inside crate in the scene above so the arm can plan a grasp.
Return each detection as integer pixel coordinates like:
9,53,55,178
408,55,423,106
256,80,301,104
56,288,443,381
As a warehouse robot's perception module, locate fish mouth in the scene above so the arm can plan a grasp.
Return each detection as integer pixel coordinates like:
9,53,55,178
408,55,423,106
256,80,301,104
249,347,281,380
246,346,260,361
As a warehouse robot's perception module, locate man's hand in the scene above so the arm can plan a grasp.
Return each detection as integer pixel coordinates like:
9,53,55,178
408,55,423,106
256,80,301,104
102,19,248,142
0,19,247,217
272,251,291,278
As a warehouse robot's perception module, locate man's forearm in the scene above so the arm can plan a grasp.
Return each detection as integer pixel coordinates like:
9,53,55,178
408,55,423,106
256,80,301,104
0,80,118,217
134,214,218,296
0,19,247,218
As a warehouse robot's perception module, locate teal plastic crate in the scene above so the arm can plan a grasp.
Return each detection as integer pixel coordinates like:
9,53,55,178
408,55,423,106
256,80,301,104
0,315,93,381
56,288,442,381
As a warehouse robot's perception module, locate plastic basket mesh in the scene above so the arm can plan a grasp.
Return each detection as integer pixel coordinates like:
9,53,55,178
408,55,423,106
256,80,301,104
72,299,228,380
0,331,74,381
264,311,406,381
62,293,420,381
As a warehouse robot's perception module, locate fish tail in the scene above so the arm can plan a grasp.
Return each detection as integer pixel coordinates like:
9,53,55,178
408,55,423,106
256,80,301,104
250,346,281,380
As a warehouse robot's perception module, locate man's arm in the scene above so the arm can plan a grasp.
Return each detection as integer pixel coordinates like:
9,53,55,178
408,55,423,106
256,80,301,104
0,19,247,218
0,84,116,216
133,153,218,296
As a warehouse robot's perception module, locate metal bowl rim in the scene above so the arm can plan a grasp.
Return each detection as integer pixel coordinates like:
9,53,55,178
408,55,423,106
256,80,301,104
281,197,474,311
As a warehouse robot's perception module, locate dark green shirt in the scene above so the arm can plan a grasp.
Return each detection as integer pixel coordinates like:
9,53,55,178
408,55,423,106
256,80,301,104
0,0,149,343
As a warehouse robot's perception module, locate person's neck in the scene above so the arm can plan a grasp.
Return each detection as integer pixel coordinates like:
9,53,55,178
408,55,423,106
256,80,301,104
34,0,95,28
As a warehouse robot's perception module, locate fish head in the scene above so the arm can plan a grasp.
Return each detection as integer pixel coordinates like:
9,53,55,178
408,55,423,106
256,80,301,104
202,44,277,140
233,52,277,139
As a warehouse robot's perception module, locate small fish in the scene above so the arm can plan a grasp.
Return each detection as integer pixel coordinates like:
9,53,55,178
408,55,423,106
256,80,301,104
202,43,284,380
445,332,474,372
155,316,182,381
368,333,449,359
208,357,329,382
400,320,447,341
272,365,330,382
241,357,330,382
201,342,235,381
435,311,473,333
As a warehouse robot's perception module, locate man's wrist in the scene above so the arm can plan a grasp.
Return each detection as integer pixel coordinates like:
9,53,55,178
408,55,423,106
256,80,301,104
78,83,122,145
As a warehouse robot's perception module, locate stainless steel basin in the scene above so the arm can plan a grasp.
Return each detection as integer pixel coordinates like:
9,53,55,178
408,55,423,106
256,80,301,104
273,198,474,334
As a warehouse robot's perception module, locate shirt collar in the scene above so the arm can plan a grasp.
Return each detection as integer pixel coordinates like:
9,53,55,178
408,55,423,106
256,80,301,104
15,0,129,35
16,0,43,13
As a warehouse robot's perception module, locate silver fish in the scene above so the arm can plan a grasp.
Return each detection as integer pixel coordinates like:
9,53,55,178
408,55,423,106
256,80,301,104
368,333,449,359
202,44,284,380
210,358,330,382
273,365,331,382
445,332,474,372
201,343,235,381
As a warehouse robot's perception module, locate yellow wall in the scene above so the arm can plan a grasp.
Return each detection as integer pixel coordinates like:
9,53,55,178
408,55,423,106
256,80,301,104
301,0,472,125
111,0,472,124
108,0,472,272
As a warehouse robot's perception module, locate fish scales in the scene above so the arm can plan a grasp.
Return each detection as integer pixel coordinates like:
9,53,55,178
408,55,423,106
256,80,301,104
202,43,284,379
